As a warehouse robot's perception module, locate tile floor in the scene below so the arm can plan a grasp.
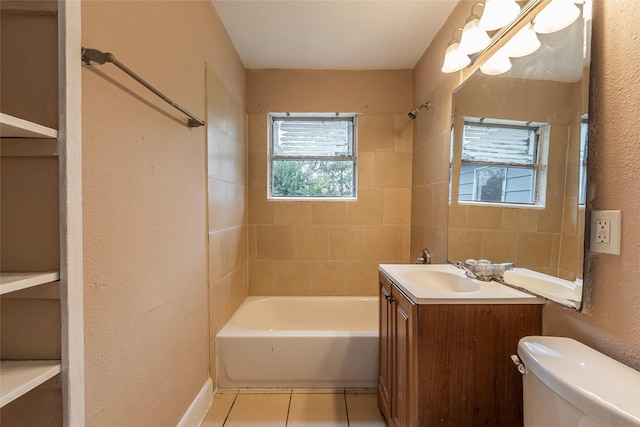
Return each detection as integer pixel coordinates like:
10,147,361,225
202,389,387,427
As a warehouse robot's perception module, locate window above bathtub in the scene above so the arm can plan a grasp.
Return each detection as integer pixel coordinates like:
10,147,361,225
268,113,357,200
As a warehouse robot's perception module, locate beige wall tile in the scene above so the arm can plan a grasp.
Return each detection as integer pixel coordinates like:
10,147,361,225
502,208,539,232
273,261,310,295
248,150,267,190
365,225,410,261
227,94,244,144
248,187,274,224
517,232,555,269
207,70,228,134
230,264,248,314
383,188,411,224
274,201,311,224
448,228,484,262
310,261,348,295
358,114,394,152
347,261,380,296
256,225,292,260
559,233,579,275
448,204,467,228
537,196,563,233
292,225,329,260
394,114,413,152
209,275,230,338
466,205,503,230
480,230,519,263
248,113,267,153
310,202,348,224
374,151,412,188
358,151,376,189
432,182,449,231
347,189,383,224
329,225,366,260
248,260,275,295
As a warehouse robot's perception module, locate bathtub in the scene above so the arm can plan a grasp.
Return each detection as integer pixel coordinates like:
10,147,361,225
215,296,379,389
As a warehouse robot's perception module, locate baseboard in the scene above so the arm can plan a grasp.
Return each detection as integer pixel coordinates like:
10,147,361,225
177,377,213,427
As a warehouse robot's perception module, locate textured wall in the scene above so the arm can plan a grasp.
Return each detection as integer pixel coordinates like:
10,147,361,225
247,70,413,296
82,1,245,425
413,0,640,370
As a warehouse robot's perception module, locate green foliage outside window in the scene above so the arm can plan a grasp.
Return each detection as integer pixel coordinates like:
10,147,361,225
272,160,354,197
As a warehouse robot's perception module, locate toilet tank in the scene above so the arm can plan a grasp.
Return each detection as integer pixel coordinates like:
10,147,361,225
517,336,640,427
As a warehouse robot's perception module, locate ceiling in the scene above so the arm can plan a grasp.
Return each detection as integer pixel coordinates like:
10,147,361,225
211,1,458,70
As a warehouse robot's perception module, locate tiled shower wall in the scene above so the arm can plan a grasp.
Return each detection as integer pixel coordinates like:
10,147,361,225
207,66,248,382
247,70,414,296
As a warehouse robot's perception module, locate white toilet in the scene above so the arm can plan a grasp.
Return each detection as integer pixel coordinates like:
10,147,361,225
516,336,640,427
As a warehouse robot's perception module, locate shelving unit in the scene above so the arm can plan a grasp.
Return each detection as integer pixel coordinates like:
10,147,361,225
1,1,83,425
0,113,58,139
0,272,61,296
0,361,62,407
0,113,63,414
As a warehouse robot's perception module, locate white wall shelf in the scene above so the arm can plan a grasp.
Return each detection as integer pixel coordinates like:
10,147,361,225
0,112,58,139
0,272,60,295
0,360,62,407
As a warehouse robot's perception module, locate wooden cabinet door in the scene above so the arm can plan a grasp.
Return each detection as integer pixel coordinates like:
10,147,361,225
392,286,417,427
377,275,393,422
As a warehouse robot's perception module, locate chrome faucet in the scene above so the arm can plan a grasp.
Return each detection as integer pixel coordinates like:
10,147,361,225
454,259,514,282
416,248,431,264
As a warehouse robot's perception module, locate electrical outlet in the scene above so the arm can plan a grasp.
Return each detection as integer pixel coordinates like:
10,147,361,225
590,210,621,255
595,219,610,244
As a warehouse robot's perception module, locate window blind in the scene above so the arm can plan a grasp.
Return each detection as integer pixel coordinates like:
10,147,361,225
462,122,537,164
273,118,353,157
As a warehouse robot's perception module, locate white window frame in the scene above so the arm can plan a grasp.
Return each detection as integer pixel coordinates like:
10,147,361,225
458,117,549,207
267,112,358,200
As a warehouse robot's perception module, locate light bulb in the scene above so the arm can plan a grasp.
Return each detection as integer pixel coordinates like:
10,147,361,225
533,0,581,34
504,23,541,58
459,17,492,55
441,42,471,73
480,49,512,75
479,0,521,31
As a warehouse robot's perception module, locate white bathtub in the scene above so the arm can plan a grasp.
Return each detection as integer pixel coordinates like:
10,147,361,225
215,296,379,389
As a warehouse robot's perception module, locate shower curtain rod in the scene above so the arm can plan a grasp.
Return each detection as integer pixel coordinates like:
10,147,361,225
81,48,205,128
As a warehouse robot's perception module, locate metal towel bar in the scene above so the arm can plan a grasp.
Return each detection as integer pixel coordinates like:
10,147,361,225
81,48,205,128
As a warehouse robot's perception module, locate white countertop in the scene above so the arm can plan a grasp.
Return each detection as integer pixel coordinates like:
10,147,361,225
380,264,545,305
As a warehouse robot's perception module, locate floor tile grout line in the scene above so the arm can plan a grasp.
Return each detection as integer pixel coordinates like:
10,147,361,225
221,392,239,427
284,389,293,426
343,390,351,427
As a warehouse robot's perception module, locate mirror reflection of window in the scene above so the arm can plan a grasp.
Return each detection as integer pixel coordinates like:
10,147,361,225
579,118,588,206
458,118,549,206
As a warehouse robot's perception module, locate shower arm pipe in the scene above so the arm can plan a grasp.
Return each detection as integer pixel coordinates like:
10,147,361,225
81,48,205,128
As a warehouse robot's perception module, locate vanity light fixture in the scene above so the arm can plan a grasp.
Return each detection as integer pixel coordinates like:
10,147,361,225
441,29,471,74
480,48,513,75
503,23,541,58
533,0,581,34
479,0,521,31
459,3,492,55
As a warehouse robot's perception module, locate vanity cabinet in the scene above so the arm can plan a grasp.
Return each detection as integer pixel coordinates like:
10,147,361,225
378,271,542,427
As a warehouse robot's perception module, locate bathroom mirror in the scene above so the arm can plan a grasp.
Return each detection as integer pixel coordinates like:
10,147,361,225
448,1,591,310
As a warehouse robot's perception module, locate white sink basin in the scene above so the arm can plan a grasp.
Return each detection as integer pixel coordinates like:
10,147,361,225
400,269,480,292
379,264,545,305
